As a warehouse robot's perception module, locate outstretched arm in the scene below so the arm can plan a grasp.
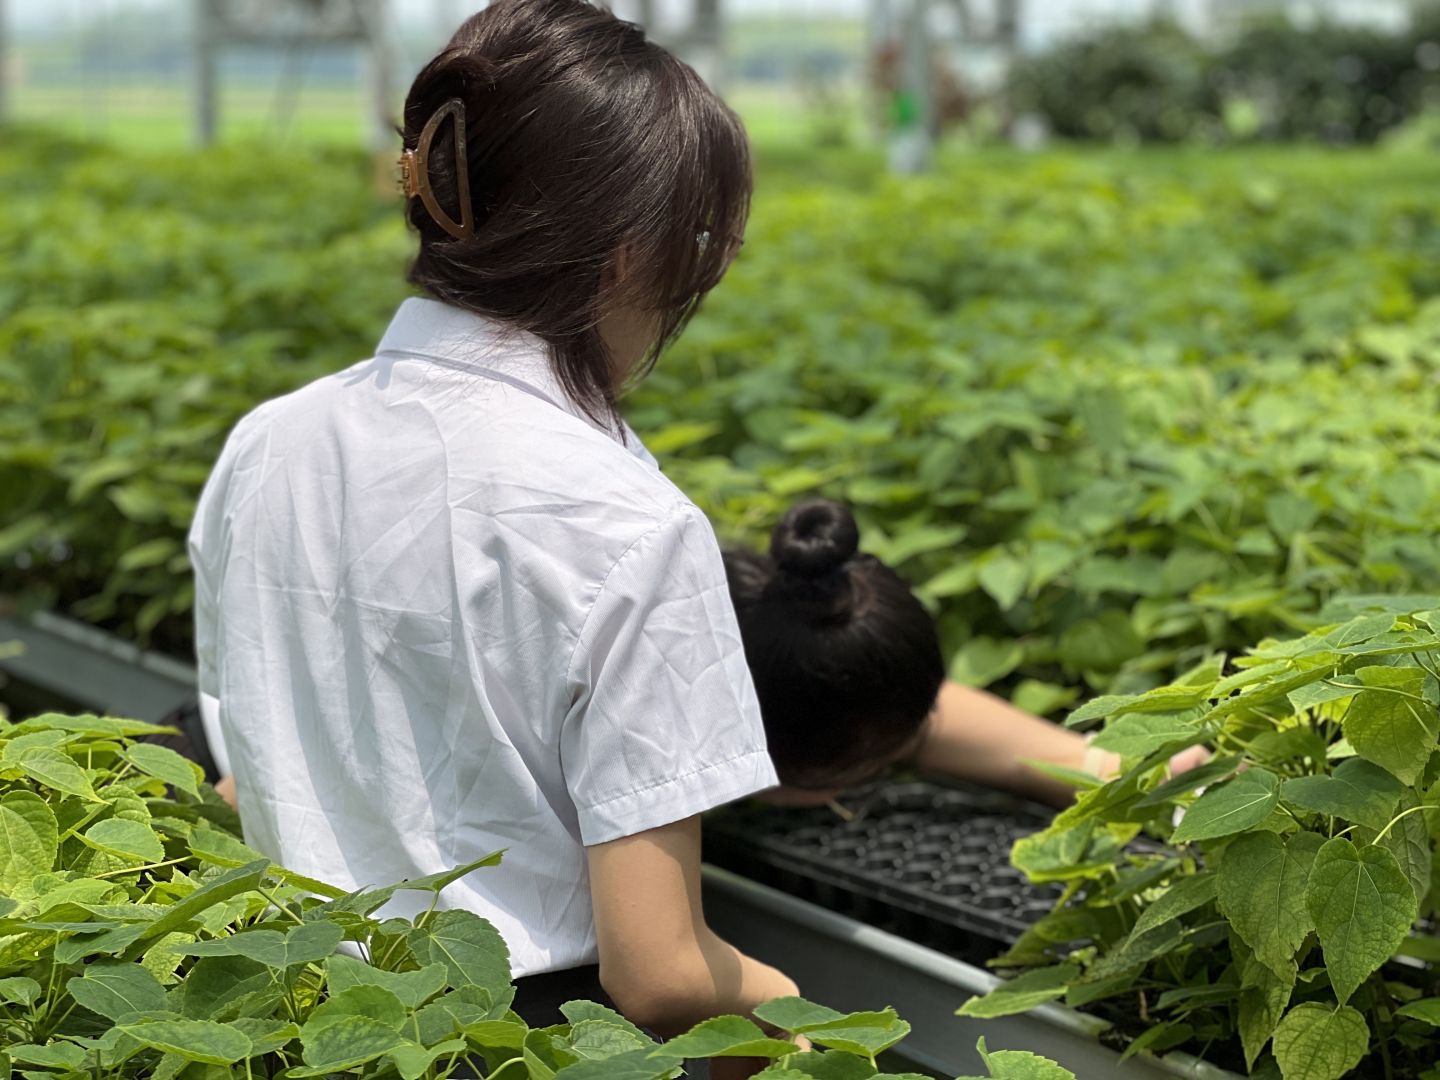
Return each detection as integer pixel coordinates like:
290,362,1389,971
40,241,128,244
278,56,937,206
905,680,1118,806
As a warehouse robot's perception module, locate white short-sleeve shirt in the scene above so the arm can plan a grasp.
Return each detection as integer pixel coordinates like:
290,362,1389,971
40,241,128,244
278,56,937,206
187,297,777,976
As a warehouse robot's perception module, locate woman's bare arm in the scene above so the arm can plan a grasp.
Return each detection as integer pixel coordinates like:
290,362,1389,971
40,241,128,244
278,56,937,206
905,680,1117,806
586,815,799,1038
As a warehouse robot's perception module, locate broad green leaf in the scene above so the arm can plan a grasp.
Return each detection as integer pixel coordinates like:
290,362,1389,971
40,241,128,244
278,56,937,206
1343,665,1435,784
327,953,447,1007
1065,694,1143,728
561,999,654,1044
1171,767,1280,843
1090,712,1202,758
752,996,847,1032
313,850,502,921
404,908,510,994
296,1015,406,1072
414,985,509,1046
761,1051,875,1079
1304,838,1417,1003
1133,754,1241,807
121,743,202,797
978,555,1028,611
80,818,165,865
1355,791,1432,905
173,954,275,1020
1271,1003,1368,1080
119,1018,253,1065
1280,758,1403,829
950,637,1024,687
0,791,58,892
65,960,169,1021
387,1038,468,1080
1236,940,1294,1070
1129,872,1217,938
304,984,408,1033
659,1016,797,1058
558,1048,682,1080
177,918,343,970
1217,831,1324,977
566,1018,651,1059
227,1017,300,1056
11,746,98,800
186,823,265,868
8,1043,89,1069
0,976,42,1006
957,964,1079,1018
1396,998,1440,1026
974,1036,1078,1079
796,1010,911,1057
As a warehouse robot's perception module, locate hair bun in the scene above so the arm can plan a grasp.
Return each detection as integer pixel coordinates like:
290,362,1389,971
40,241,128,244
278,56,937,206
770,500,860,579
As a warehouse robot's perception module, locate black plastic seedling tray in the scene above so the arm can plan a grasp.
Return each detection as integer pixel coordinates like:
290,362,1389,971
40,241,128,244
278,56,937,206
703,779,1062,966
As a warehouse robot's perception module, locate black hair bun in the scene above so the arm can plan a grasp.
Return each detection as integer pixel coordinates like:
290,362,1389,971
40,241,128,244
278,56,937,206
770,499,860,579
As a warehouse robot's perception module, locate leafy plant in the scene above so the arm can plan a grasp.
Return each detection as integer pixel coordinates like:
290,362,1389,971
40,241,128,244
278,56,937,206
5,132,1440,711
958,600,1440,1079
0,708,1075,1079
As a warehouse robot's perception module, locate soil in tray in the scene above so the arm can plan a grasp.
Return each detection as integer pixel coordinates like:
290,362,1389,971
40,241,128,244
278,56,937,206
703,777,1063,967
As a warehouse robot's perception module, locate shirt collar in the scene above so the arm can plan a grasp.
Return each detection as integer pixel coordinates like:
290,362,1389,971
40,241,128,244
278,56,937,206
376,297,626,444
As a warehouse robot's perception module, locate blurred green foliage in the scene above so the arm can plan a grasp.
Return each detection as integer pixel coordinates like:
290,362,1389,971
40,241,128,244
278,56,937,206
3,131,1440,708
1008,13,1440,144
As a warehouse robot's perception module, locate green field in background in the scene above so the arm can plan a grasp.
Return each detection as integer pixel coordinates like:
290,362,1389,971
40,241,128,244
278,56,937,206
7,79,864,152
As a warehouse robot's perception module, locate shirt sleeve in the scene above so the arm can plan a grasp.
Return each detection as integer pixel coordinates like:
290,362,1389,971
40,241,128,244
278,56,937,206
562,502,778,846
187,462,226,700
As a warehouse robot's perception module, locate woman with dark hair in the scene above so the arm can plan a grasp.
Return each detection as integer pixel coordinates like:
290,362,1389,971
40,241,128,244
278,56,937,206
188,0,794,1045
725,501,1207,805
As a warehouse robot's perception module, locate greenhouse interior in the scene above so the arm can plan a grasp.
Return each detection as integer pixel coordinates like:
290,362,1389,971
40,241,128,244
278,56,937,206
3,0,1440,1078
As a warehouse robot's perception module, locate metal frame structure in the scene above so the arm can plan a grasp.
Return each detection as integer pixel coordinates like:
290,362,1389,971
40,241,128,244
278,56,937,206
193,0,395,147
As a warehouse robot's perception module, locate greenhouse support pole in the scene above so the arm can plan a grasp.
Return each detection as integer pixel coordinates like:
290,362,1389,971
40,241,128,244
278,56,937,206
0,0,8,124
891,0,933,173
194,0,219,146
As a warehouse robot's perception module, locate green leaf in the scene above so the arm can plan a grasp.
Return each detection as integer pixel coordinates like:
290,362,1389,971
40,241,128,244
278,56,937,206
0,791,58,892
560,1000,654,1044
8,1043,89,1069
327,954,447,1008
1280,757,1403,829
304,984,407,1033
1129,872,1217,938
957,964,1079,1018
659,1016,798,1058
414,985,509,1045
1133,754,1241,807
387,1038,468,1080
177,918,343,970
1304,837,1417,1004
1236,939,1294,1070
974,1035,1078,1079
1396,998,1440,1026
404,908,510,994
950,637,1025,687
1090,712,1202,758
227,1017,300,1056
80,818,165,865
1343,665,1436,784
11,746,99,801
1170,767,1280,843
121,743,201,797
751,997,847,1032
565,1019,651,1059
794,1010,911,1057
295,1015,406,1072
557,1048,682,1080
0,976,42,1006
1217,831,1324,977
119,1018,253,1065
65,960,169,1021
978,555,1028,611
1271,1003,1368,1080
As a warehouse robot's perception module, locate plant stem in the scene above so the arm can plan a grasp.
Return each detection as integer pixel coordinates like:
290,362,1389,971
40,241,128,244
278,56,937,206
1373,804,1430,844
